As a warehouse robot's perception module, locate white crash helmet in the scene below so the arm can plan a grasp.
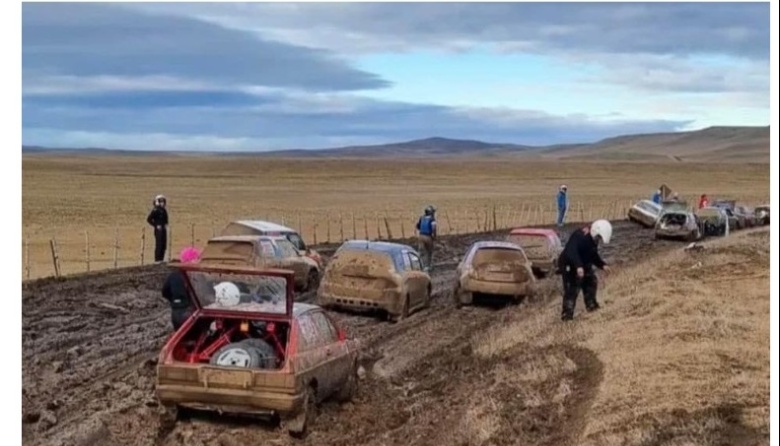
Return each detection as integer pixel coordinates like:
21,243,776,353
590,219,613,245
154,194,167,206
214,281,241,306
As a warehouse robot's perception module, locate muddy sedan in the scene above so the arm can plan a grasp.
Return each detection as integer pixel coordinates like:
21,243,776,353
453,241,537,307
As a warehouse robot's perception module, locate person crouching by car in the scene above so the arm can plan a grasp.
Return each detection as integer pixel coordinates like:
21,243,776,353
161,247,200,330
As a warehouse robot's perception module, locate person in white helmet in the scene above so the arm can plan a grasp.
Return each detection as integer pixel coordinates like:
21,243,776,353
557,219,612,321
146,194,169,263
556,185,569,227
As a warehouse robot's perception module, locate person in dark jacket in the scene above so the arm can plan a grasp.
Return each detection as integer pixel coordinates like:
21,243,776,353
147,194,169,263
161,247,200,330
415,205,438,272
558,219,612,321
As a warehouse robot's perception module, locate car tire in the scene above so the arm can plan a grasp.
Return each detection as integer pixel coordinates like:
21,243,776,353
306,269,320,292
287,385,318,438
238,338,279,369
335,361,359,403
210,342,263,368
389,294,410,323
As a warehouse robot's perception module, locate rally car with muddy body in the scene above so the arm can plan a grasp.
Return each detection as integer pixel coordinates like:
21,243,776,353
453,241,537,308
155,264,360,438
199,235,321,292
627,199,662,228
219,220,323,267
696,206,730,236
754,204,770,225
734,204,757,228
654,207,702,242
505,227,562,278
316,240,431,323
710,200,745,229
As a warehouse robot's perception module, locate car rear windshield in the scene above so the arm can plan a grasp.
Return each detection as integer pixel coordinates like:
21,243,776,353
187,271,289,314
506,234,551,256
471,247,527,267
329,249,400,273
200,241,254,260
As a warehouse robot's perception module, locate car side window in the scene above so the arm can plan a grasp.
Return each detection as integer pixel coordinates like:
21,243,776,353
408,253,423,271
296,314,319,352
276,240,299,259
311,311,338,345
287,233,306,251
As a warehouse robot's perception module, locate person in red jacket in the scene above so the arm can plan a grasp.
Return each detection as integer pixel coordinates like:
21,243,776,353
698,194,709,209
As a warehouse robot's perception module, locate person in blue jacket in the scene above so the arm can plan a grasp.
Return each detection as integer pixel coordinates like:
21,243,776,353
415,205,438,272
651,189,662,204
556,185,569,227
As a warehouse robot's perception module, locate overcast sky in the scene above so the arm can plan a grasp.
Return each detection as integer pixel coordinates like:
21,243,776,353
22,2,770,151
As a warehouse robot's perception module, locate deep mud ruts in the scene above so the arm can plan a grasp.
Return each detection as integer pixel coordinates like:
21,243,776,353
22,221,681,446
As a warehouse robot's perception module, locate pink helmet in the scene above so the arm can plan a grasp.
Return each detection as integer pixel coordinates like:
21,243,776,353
179,246,201,263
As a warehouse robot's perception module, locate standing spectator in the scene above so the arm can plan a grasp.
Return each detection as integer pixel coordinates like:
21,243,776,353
415,205,437,272
698,194,709,209
556,185,569,227
147,194,169,263
651,189,662,204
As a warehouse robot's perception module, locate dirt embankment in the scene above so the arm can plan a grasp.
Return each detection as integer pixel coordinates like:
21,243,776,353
23,221,730,446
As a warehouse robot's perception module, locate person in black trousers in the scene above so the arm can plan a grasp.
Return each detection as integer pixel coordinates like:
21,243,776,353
147,195,169,263
558,219,613,321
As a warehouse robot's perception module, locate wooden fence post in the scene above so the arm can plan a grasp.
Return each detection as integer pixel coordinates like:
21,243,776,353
312,224,318,245
113,228,119,269
140,227,146,266
339,213,345,242
190,223,195,246
375,213,382,240
25,239,30,280
298,213,302,233
50,238,61,278
167,226,173,262
492,205,497,231
85,230,91,272
326,215,331,243
384,216,393,239
352,213,357,240
401,220,406,238
364,216,369,239
444,211,452,235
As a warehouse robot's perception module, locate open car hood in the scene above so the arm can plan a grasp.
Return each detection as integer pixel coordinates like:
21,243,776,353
174,264,295,319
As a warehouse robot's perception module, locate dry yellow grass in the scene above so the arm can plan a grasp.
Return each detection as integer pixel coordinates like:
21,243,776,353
473,228,770,445
22,155,769,279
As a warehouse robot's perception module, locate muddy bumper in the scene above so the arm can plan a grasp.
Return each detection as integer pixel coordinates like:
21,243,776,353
459,277,533,298
156,384,303,415
318,284,401,314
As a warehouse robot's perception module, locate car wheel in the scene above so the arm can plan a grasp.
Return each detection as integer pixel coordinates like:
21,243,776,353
306,269,320,292
210,342,263,368
389,294,410,323
238,338,278,369
335,361,359,403
287,385,318,438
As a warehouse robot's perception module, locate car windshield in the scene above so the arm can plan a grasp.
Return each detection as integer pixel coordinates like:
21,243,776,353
275,239,300,258
185,270,289,314
638,201,659,214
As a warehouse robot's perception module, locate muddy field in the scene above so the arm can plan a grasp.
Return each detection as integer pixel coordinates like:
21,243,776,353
22,220,704,446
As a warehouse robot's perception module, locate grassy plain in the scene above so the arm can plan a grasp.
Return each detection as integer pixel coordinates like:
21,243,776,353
22,155,769,279
474,227,770,445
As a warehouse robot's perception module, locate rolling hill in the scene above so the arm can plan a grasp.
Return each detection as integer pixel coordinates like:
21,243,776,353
22,125,770,162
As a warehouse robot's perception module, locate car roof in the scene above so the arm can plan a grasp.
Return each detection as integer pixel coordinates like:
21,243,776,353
233,220,297,233
469,240,524,250
172,263,294,277
338,239,417,254
208,235,276,243
509,227,558,236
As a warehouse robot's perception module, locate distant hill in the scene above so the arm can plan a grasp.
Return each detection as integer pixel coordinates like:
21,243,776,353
22,126,770,162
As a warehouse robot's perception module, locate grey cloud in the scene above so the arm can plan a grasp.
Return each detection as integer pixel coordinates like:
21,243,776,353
129,2,769,59
22,2,389,92
22,90,687,149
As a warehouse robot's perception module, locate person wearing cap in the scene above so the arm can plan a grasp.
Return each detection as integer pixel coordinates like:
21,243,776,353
651,189,662,204
415,205,438,272
556,185,569,227
161,247,200,330
557,219,612,321
146,194,169,263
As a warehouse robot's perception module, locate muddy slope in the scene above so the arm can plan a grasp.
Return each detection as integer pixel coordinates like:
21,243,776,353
21,221,679,446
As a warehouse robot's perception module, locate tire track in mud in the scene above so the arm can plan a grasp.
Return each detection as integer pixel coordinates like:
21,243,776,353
21,221,678,446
